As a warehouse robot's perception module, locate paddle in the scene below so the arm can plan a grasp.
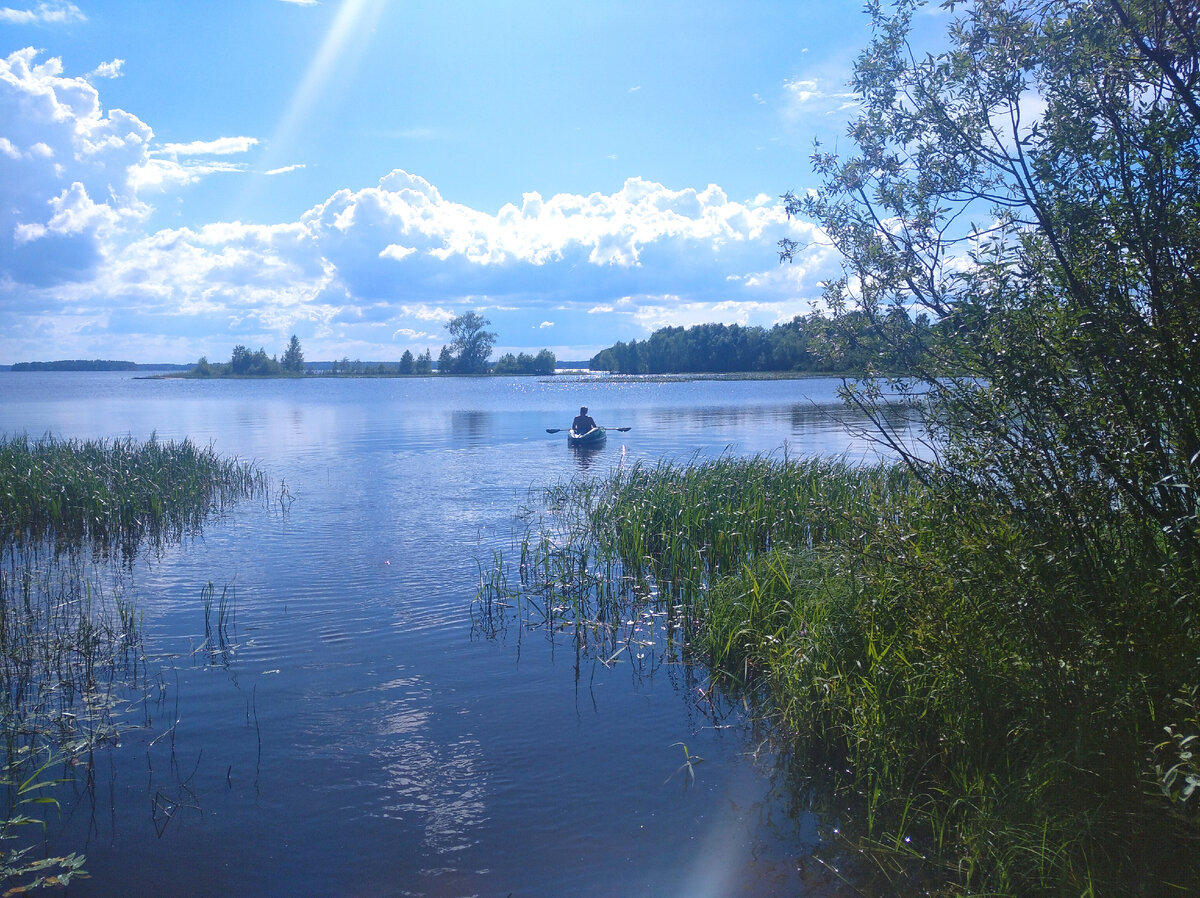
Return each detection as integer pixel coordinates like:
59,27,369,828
545,426,631,434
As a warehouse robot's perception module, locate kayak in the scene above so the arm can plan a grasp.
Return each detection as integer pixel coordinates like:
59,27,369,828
567,426,606,447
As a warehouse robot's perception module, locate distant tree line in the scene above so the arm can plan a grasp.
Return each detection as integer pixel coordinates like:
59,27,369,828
588,311,938,374
12,360,141,371
323,350,434,375
190,336,307,377
493,349,556,375
184,316,558,378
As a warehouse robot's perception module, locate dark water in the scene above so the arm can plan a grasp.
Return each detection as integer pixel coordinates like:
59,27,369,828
1,372,917,897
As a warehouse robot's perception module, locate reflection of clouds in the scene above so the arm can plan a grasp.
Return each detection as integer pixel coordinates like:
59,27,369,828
372,679,487,854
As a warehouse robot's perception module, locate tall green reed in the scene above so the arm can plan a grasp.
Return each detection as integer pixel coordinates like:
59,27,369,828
1,434,266,563
700,472,1200,895
479,451,1199,895
1,434,267,890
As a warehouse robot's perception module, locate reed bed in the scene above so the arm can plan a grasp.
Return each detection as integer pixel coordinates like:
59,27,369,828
0,434,267,891
699,475,1200,894
480,454,1200,896
592,455,911,599
0,434,266,561
476,456,905,676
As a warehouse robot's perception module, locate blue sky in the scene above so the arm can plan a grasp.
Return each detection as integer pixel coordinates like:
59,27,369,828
1,0,877,364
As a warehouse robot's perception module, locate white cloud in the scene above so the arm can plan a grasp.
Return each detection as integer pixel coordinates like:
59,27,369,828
379,243,416,261
0,2,85,25
781,76,858,122
14,181,121,242
0,50,839,361
159,136,259,156
0,48,153,286
89,59,124,80
784,79,820,104
391,327,434,341
279,0,318,5
266,163,306,175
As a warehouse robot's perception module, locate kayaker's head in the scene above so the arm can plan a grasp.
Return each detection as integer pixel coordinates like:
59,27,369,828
580,406,588,414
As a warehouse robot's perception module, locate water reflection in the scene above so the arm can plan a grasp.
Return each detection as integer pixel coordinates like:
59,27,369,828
371,677,487,855
569,441,608,473
451,410,494,446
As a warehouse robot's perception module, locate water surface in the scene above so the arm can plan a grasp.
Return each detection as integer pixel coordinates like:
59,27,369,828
1,372,915,896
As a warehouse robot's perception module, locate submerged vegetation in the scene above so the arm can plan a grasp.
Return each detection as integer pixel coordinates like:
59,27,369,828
480,455,1200,895
0,435,265,891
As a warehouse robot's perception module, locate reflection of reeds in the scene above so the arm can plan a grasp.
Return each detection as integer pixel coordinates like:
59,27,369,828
201,580,237,663
0,435,266,888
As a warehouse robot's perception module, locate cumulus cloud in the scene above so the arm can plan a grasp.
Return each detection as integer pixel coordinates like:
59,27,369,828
0,49,837,362
0,48,153,286
0,2,85,25
89,59,124,80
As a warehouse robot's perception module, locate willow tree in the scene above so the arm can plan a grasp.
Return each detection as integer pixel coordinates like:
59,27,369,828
444,311,497,374
785,0,1200,588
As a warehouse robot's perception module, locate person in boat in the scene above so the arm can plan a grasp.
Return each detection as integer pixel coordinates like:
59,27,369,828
572,406,597,434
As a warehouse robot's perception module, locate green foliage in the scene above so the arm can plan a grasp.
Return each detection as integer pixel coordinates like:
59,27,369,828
756,0,1200,888
398,349,414,374
702,473,1199,894
493,349,556,375
2,748,88,894
1155,684,1200,808
587,314,939,374
229,345,279,376
280,334,304,373
0,436,266,892
188,339,298,377
480,452,1199,894
444,311,497,374
0,434,266,558
787,0,1200,584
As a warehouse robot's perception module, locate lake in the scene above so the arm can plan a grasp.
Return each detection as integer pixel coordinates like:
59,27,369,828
1,372,917,897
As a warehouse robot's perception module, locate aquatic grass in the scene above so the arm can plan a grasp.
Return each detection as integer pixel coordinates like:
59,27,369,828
0,434,267,892
0,745,88,893
0,434,267,562
475,455,914,693
0,556,143,760
201,580,237,662
700,475,1200,895
478,452,1200,895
